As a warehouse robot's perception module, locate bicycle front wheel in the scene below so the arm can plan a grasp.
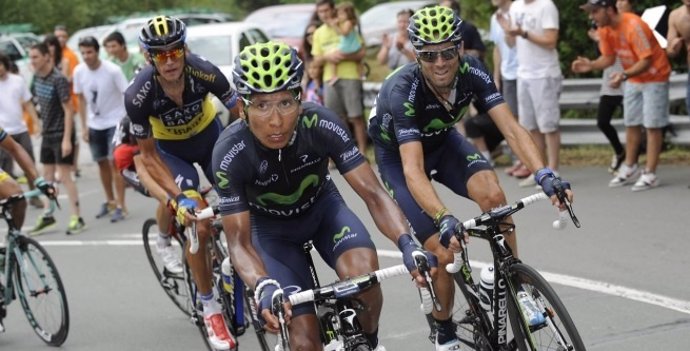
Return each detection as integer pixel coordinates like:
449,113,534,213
142,218,191,316
508,263,586,351
13,236,69,346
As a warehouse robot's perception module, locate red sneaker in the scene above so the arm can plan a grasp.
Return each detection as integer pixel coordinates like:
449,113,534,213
203,313,236,350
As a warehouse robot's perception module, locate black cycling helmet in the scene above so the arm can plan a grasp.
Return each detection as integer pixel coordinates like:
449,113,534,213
408,6,463,50
232,41,304,96
139,15,186,51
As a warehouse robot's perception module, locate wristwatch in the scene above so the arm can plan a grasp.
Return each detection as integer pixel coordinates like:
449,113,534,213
621,73,629,81
522,30,528,39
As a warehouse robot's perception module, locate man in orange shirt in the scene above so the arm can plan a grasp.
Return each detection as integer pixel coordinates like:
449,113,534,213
54,25,82,178
572,0,671,192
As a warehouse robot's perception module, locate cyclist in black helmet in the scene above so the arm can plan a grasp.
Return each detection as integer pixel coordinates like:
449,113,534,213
124,15,239,350
368,6,574,350
212,41,436,351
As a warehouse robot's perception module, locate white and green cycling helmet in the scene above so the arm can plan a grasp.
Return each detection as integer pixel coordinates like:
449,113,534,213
407,5,463,50
232,41,304,96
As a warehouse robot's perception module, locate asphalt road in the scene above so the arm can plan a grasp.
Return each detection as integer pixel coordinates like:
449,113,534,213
0,159,689,351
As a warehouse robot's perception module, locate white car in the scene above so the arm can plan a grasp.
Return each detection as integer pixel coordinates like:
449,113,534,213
360,0,434,47
185,22,270,125
0,33,42,83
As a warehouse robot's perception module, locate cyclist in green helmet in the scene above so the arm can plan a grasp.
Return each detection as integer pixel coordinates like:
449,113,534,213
368,6,574,350
212,41,436,351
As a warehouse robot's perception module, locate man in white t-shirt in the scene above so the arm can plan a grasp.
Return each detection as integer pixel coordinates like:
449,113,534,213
0,53,44,208
73,36,129,222
503,0,563,187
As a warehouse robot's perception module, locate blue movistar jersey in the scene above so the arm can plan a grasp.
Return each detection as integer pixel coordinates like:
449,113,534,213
368,56,504,151
125,53,237,141
212,102,365,218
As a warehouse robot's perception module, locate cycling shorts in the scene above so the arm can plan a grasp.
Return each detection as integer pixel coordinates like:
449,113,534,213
374,129,492,245
251,184,376,317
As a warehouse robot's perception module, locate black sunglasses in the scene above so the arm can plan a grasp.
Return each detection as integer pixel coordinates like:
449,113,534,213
416,46,459,63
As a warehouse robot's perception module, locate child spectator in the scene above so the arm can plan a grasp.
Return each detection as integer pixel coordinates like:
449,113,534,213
325,2,364,85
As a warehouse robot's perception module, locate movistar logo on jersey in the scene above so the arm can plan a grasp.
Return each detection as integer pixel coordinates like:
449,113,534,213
467,153,482,161
333,226,351,243
255,174,319,206
459,61,470,74
422,106,469,133
403,102,415,117
302,113,318,128
215,171,229,189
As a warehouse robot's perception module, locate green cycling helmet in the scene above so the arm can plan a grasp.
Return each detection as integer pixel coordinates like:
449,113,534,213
408,5,463,50
233,41,304,95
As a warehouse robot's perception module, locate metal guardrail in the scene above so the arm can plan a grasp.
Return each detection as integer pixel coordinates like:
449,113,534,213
362,73,689,145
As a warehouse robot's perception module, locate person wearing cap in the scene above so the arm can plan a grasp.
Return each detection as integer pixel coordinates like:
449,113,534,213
124,15,240,350
368,6,574,350
572,0,672,191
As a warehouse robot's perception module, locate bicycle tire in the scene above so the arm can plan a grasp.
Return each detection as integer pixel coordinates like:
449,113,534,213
142,218,191,316
507,263,586,351
13,236,69,346
450,270,494,350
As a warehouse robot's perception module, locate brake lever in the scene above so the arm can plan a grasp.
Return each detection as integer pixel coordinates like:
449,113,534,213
554,179,580,229
414,253,442,312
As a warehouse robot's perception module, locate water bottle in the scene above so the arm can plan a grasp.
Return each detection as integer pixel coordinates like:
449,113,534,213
221,257,234,294
478,266,494,312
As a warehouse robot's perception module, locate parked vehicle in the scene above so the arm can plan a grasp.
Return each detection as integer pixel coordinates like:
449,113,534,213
243,4,315,54
186,22,270,125
0,32,41,82
360,0,433,47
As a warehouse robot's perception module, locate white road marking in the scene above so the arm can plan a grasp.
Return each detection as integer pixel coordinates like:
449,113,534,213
30,240,690,316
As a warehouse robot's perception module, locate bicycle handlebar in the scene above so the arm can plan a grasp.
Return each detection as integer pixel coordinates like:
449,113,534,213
446,192,568,274
288,264,409,306
188,206,219,254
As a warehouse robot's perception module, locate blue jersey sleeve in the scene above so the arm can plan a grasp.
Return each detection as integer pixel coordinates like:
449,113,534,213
462,57,504,113
212,127,251,216
304,103,366,173
124,66,155,139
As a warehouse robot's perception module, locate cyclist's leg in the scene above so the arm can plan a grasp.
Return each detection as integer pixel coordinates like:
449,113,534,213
158,147,212,292
374,145,456,322
431,131,515,256
312,188,380,347
253,215,322,350
0,169,26,227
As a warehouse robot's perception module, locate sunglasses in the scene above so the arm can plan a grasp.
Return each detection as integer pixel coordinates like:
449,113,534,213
416,46,459,63
150,47,185,63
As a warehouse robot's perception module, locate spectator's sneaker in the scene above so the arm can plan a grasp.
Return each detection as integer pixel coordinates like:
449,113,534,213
517,291,546,326
609,163,639,187
157,245,183,274
435,337,462,351
30,216,57,236
631,172,659,192
518,176,536,188
203,312,236,351
608,152,625,174
95,202,116,219
110,208,127,223
29,197,45,209
374,346,387,351
66,216,86,235
0,318,4,333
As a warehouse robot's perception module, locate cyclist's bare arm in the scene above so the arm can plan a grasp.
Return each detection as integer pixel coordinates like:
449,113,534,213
136,137,181,198
220,211,283,330
488,103,545,173
0,136,39,184
343,162,427,284
132,154,169,203
399,141,448,223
